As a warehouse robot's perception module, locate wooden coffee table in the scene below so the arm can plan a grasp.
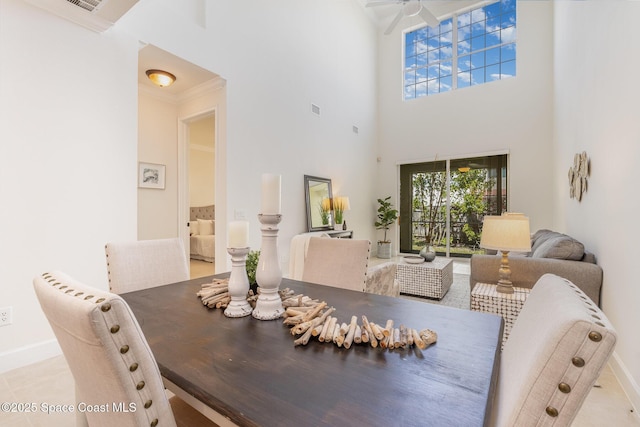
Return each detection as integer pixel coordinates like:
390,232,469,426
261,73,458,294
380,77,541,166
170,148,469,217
396,257,454,299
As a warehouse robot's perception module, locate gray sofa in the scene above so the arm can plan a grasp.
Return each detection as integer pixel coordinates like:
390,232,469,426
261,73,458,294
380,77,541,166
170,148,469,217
470,229,603,306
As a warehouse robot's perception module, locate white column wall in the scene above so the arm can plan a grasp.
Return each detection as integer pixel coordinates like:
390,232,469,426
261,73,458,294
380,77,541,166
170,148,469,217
0,0,138,369
553,0,640,411
137,91,179,240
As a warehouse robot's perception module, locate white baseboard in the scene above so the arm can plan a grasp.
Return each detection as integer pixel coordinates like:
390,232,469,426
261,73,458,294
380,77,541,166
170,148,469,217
0,339,62,374
609,351,640,415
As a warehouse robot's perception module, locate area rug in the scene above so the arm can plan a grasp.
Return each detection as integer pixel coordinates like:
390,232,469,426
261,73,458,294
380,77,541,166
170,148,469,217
400,273,471,310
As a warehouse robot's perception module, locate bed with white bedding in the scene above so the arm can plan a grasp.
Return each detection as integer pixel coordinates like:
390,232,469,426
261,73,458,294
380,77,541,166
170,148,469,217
189,205,215,263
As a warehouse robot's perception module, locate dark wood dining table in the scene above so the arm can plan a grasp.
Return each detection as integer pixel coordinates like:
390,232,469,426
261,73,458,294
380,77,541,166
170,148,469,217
122,274,503,427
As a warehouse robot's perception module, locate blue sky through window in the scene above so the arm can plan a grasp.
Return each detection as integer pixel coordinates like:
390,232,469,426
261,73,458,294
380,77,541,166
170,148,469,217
404,0,516,100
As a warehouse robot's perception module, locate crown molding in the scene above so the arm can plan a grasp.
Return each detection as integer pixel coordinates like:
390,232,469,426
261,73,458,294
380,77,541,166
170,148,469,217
139,77,226,105
177,78,226,104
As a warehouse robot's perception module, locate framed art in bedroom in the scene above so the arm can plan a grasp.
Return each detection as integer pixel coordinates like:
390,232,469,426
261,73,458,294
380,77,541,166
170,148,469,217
138,162,166,189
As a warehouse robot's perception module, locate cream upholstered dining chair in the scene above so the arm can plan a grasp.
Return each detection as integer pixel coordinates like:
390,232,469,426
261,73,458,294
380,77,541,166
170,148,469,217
105,238,189,294
491,273,617,427
33,271,217,427
301,237,371,292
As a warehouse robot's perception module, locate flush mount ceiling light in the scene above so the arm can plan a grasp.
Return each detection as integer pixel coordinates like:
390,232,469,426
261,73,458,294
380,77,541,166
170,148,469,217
145,69,176,87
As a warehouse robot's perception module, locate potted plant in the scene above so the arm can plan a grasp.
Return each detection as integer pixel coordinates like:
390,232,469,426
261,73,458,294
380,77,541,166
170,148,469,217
333,196,348,230
375,196,399,259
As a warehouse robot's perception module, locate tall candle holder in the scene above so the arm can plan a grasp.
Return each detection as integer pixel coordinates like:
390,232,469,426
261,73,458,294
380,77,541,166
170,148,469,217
252,213,285,320
224,247,253,318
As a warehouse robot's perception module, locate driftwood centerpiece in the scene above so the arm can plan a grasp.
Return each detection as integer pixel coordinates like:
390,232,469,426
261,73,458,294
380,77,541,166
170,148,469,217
197,280,438,352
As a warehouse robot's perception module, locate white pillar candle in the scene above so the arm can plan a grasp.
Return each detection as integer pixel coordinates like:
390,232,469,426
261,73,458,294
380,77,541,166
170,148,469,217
228,221,249,248
261,173,281,214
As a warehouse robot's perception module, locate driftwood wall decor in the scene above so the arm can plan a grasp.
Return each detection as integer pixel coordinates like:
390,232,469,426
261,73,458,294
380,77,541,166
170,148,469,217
568,151,590,201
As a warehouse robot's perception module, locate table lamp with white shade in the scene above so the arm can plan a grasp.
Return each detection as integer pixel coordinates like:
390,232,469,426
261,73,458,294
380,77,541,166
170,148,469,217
479,213,532,294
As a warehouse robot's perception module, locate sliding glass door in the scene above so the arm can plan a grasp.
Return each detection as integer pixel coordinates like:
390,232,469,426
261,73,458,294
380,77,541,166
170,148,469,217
399,155,507,257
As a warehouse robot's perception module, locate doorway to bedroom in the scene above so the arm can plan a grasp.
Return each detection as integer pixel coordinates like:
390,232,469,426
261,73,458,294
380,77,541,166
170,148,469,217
188,113,216,278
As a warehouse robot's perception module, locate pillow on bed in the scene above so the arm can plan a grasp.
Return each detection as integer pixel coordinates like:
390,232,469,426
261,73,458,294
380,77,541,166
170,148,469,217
190,221,200,236
198,219,214,235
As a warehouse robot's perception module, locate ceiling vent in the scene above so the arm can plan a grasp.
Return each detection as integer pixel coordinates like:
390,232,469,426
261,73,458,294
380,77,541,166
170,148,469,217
24,0,139,32
66,0,103,13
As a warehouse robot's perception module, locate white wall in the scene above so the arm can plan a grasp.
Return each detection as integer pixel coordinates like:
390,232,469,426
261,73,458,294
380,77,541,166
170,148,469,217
119,0,379,272
177,82,227,268
553,0,640,411
0,0,138,369
0,0,377,370
137,89,179,240
376,1,555,250
189,115,215,207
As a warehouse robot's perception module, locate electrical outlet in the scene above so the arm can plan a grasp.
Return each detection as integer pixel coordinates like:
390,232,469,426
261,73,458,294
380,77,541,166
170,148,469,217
0,307,12,327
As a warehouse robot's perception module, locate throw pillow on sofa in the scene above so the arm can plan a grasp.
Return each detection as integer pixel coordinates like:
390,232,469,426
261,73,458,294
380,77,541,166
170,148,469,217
530,229,556,254
532,234,584,261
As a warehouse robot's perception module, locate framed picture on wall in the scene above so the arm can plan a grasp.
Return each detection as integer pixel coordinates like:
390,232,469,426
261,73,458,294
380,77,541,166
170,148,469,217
138,162,166,189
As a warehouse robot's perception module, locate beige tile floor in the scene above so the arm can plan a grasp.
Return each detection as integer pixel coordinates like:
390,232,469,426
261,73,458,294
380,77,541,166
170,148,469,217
1,354,638,426
190,259,215,279
2,258,638,426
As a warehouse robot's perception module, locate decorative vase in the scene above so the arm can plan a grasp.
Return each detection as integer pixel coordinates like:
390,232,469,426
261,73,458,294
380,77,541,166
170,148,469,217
420,245,436,262
377,242,392,259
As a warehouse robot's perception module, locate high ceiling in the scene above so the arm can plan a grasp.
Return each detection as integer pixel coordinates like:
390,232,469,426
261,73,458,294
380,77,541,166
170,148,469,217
137,1,487,96
360,0,486,32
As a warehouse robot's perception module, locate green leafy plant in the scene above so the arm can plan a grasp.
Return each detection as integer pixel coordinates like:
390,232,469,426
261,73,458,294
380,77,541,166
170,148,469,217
246,250,260,285
375,196,399,243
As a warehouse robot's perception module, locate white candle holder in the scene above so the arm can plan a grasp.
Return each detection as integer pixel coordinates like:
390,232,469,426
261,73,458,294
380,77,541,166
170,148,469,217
252,213,285,320
224,247,253,318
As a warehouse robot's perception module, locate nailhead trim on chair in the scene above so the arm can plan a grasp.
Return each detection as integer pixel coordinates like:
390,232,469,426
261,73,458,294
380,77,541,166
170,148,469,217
537,278,611,420
40,272,165,426
104,244,114,291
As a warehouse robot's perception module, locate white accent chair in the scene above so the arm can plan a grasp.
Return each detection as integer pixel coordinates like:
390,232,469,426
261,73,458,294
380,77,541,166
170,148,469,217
301,237,371,292
492,273,617,426
105,238,189,294
33,271,217,427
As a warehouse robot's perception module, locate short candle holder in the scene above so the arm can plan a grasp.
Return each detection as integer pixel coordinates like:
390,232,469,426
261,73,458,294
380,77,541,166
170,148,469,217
224,247,253,318
252,213,285,320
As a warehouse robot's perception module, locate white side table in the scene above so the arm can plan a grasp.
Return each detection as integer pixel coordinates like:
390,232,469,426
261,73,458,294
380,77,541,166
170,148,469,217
471,282,530,349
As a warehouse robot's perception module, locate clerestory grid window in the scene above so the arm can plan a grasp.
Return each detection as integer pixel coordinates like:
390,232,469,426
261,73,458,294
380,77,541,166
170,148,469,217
404,0,516,100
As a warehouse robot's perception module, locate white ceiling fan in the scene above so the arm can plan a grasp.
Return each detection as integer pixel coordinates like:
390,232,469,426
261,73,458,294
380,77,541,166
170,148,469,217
367,0,441,35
